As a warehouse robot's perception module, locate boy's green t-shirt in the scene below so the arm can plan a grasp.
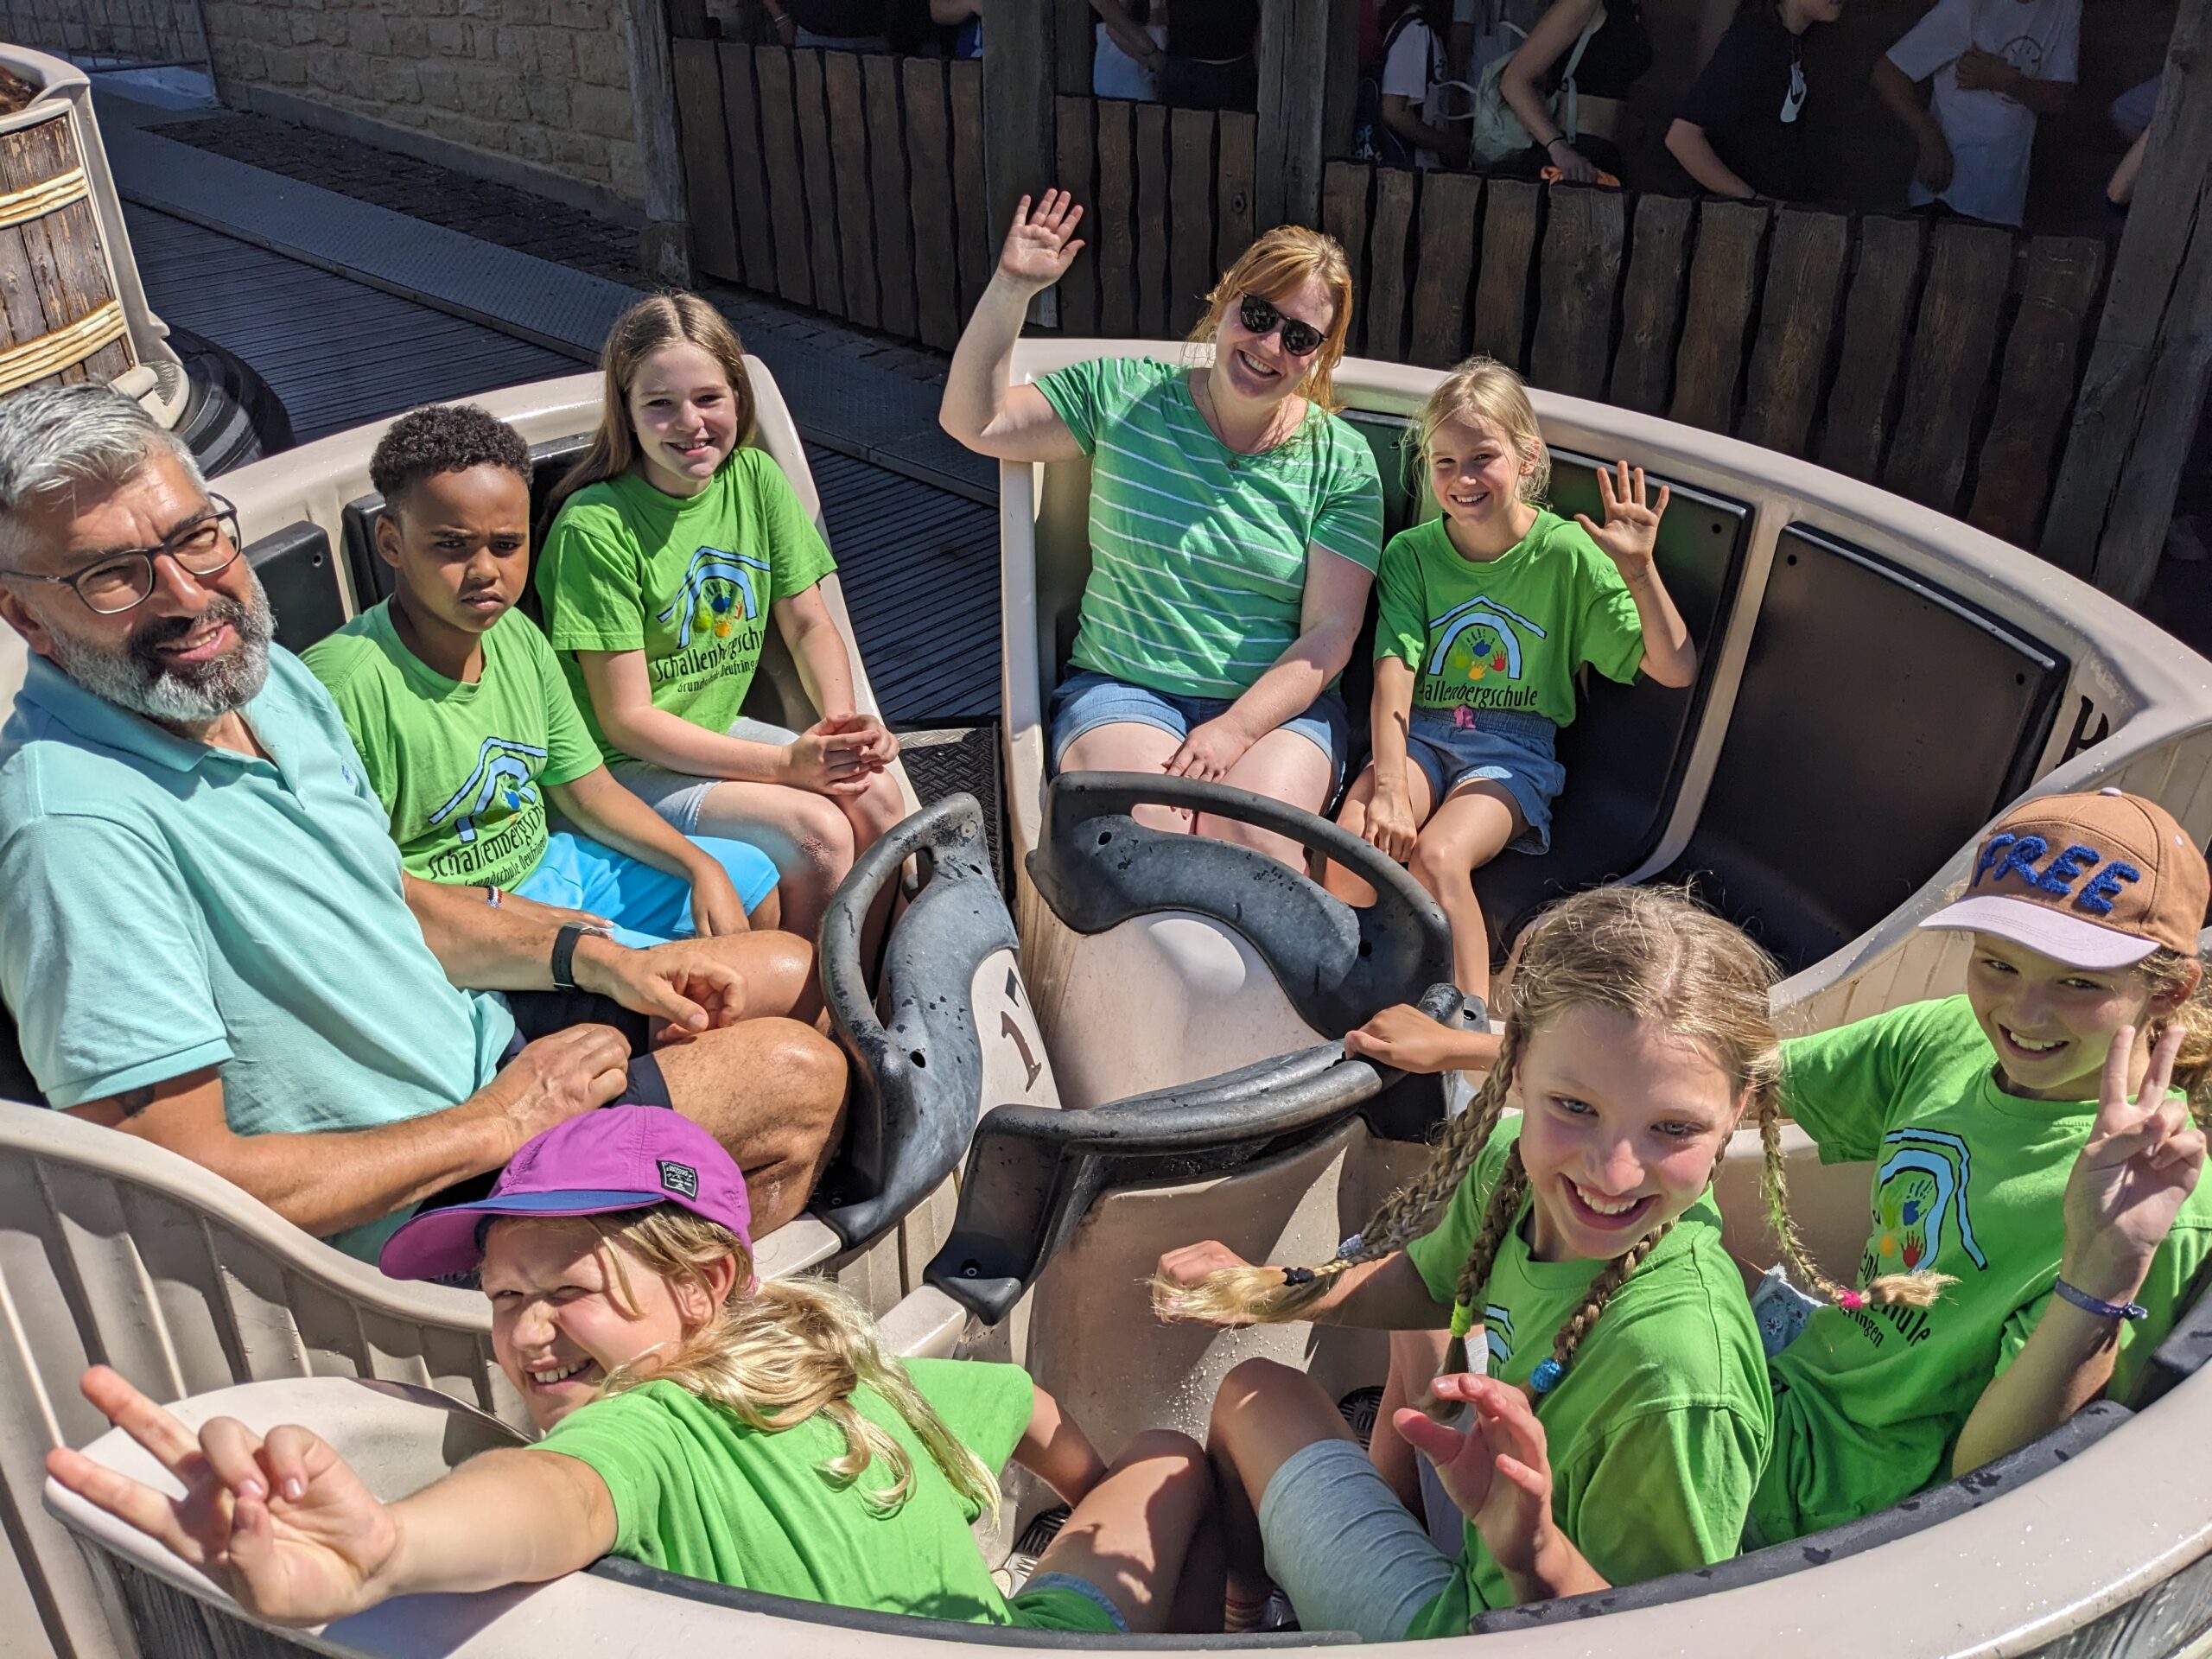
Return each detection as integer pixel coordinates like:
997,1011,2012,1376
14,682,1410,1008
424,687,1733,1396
301,601,601,890
533,1360,1105,1630
537,448,837,762
1401,1117,1771,1631
1755,995,2212,1543
1375,512,1646,725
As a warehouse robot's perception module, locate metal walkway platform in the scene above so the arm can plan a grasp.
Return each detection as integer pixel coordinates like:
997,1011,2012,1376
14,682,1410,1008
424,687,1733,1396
124,207,1000,722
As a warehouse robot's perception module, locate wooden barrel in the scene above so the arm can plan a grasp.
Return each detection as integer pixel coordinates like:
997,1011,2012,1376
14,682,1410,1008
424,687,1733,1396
0,110,133,394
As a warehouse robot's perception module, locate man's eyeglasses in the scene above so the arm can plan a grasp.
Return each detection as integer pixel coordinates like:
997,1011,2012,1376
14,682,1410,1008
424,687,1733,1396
1239,294,1326,359
3,497,244,615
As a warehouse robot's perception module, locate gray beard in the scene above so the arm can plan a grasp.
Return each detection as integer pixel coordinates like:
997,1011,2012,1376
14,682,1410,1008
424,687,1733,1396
46,571,276,728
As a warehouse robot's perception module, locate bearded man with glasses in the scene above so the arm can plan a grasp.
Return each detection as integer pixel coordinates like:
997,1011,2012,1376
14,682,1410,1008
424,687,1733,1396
0,384,846,1263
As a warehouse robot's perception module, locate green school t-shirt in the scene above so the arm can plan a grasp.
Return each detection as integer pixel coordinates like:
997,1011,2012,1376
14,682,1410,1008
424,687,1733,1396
533,1361,1096,1626
1401,1118,1771,1630
302,602,601,889
1375,512,1646,724
1753,995,2212,1543
1033,354,1383,699
536,448,837,763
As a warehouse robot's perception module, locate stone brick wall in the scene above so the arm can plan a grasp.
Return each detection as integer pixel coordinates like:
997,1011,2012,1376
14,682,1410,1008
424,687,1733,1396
197,0,645,212
1,0,207,67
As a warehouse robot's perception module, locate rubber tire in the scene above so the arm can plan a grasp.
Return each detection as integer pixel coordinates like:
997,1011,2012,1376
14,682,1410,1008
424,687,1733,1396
166,324,294,476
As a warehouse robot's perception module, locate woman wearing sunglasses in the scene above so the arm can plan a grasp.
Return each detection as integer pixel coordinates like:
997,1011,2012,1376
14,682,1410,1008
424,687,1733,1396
941,191,1383,865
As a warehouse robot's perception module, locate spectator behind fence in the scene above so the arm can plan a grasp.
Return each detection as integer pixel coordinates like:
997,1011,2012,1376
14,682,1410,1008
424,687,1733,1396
776,0,891,51
1165,0,1262,111
1666,0,1843,202
1498,0,1654,182
1091,0,1166,99
1872,0,2076,227
929,0,981,58
1380,0,1469,168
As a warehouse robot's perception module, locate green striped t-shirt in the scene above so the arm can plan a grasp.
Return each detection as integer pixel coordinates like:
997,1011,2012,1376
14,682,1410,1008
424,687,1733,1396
1034,354,1383,698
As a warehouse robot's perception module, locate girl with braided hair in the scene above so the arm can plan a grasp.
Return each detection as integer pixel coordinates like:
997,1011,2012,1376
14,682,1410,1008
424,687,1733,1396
1154,884,1942,1638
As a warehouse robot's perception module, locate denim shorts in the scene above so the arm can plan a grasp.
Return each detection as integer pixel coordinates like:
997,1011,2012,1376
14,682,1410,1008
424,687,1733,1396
607,715,801,835
1048,669,1351,791
1256,1439,1456,1641
1010,1572,1128,1633
1405,705,1566,855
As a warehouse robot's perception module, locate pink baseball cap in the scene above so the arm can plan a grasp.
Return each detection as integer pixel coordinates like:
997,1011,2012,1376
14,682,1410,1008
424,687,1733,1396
380,1108,753,1281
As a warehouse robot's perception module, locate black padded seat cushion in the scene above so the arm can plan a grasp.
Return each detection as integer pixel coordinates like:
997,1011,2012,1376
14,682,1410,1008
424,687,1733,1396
245,520,347,654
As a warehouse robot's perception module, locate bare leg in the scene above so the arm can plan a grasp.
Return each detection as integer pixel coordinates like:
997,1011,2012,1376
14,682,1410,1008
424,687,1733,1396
1406,783,1523,1002
685,779,858,945
1205,727,1336,866
1371,1329,1454,1516
654,928,823,1025
1027,1429,1217,1635
652,1016,848,1235
1324,760,1439,906
1206,1357,1363,1617
1059,721,1192,835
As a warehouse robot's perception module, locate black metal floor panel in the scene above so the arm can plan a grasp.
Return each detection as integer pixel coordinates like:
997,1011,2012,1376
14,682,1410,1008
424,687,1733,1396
124,206,578,443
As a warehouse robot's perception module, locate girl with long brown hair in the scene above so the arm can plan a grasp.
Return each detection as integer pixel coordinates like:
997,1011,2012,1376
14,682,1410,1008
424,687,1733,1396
537,292,905,943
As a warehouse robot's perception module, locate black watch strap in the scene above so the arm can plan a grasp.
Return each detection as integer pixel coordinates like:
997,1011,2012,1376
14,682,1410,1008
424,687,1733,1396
551,921,599,990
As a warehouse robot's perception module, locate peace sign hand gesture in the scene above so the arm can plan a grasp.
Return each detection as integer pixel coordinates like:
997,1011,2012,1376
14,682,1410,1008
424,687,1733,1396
1573,461,1671,581
2062,1025,2207,1306
996,189,1086,296
46,1366,400,1628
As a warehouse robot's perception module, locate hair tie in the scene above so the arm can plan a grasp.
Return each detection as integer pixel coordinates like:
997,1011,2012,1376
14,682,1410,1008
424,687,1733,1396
1529,1358,1565,1395
1835,1289,1868,1312
1449,1301,1476,1340
1335,1232,1364,1261
1282,1266,1316,1287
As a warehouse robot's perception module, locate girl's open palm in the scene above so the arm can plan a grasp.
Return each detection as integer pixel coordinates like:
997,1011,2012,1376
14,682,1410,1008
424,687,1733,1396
47,1366,399,1628
1392,1373,1555,1573
998,190,1086,292
2063,1025,2207,1303
1573,461,1669,579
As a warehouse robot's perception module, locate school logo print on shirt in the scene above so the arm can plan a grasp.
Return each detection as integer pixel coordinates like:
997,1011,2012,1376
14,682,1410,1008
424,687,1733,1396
423,735,550,881
1847,1128,1986,1346
1483,1303,1516,1375
1427,594,1548,709
657,544,773,648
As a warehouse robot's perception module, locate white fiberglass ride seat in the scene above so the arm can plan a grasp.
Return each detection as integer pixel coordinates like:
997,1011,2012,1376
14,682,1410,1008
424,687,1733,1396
0,364,939,1659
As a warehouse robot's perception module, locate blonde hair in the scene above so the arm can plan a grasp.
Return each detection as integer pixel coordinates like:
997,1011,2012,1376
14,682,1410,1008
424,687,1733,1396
1417,355,1550,507
1154,886,1948,1386
1186,226,1356,414
550,292,759,517
523,1207,1000,1522
2138,946,2212,1122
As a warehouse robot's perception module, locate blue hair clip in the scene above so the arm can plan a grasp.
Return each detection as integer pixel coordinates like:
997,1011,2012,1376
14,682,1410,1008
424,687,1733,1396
1335,1233,1364,1261
1283,1266,1317,1286
1529,1358,1565,1395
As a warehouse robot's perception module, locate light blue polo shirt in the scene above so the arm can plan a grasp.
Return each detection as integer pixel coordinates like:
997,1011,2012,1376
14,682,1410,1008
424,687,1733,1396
0,647,515,1257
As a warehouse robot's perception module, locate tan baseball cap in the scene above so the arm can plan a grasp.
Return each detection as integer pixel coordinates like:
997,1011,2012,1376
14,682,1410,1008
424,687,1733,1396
1919,788,2209,969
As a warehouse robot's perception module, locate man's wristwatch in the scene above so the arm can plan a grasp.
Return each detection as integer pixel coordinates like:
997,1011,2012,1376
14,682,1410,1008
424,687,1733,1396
551,922,613,991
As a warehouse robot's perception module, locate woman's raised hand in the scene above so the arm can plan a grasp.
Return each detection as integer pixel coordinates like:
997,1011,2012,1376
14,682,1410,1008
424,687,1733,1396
45,1366,400,1628
2062,1024,2207,1306
1574,461,1670,580
996,189,1087,293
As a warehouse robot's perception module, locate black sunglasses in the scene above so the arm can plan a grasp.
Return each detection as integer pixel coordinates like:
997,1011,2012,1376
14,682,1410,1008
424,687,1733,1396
1238,294,1325,359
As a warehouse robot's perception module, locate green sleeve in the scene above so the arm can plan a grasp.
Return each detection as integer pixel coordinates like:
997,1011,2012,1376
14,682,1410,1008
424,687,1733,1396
520,616,605,787
541,502,649,653
1573,537,1648,686
902,1358,1036,1483
1033,355,1130,455
528,1387,678,1560
1562,1404,1764,1586
1779,1003,1931,1164
1309,424,1384,575
742,448,838,602
1406,1122,1520,1306
299,639,400,817
1373,529,1429,668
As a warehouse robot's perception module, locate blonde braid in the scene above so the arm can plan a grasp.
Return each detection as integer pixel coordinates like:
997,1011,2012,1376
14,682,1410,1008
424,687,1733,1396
2142,947,2212,1126
1545,1217,1679,1382
1152,1029,1522,1325
1762,1080,1950,1311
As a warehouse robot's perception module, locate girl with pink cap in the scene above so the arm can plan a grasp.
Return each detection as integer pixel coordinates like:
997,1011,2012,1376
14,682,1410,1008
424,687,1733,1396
48,1108,1217,1635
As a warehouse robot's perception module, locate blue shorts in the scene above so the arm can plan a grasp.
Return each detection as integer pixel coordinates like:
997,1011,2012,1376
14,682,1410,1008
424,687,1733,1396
513,829,779,948
1048,669,1351,791
1257,1439,1456,1641
1405,706,1566,855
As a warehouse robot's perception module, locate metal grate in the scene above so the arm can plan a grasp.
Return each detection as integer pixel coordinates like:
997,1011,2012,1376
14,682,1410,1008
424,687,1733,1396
896,723,1006,892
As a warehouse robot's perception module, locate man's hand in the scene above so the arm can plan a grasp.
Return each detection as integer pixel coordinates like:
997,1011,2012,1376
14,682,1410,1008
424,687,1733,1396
1954,47,2020,94
481,1025,631,1157
686,861,752,938
46,1367,399,1629
575,936,749,1034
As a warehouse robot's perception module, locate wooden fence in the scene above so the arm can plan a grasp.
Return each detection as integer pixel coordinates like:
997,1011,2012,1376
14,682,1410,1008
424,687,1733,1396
673,44,2109,550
